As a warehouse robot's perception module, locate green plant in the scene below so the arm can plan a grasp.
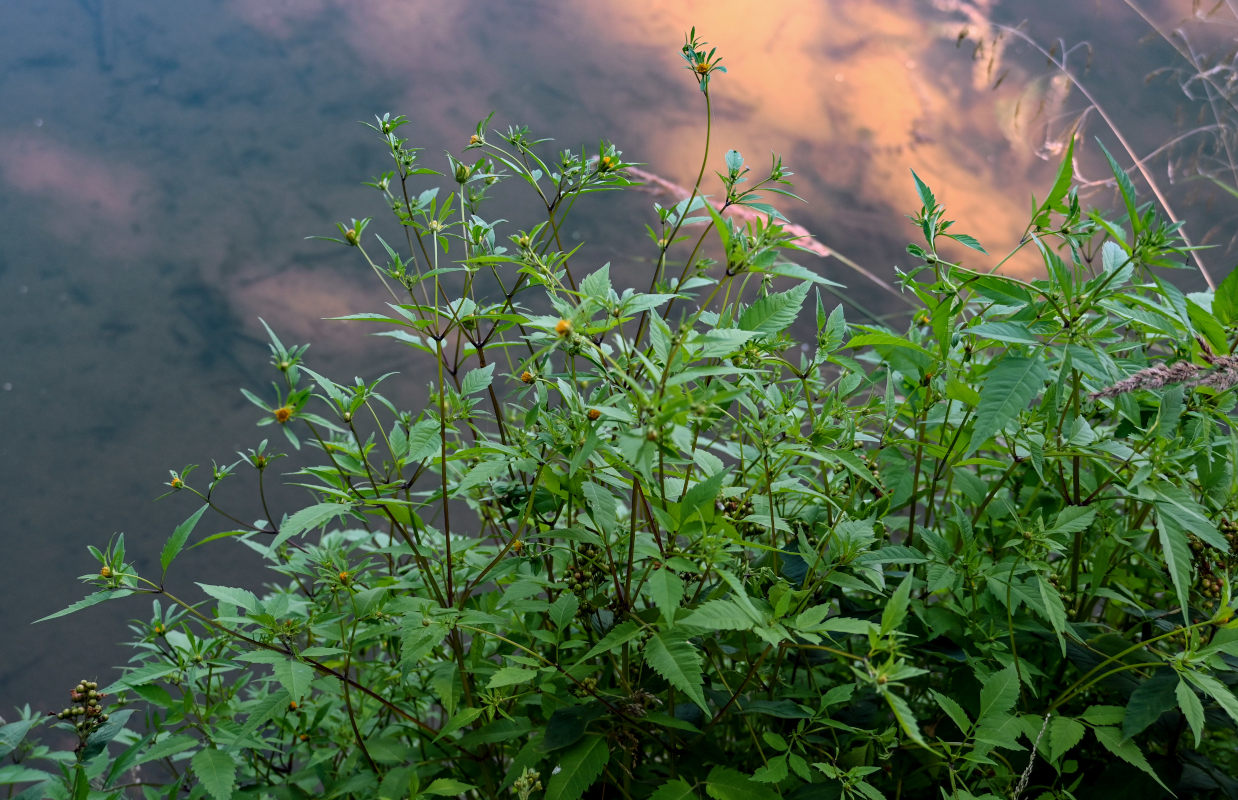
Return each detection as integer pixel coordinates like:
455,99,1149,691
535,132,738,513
6,28,1238,800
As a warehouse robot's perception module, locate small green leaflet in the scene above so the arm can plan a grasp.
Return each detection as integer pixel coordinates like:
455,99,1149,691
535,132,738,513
643,631,707,712
976,665,1019,726
646,569,685,624
649,777,698,800
737,281,810,335
459,363,495,396
965,355,1048,458
270,502,354,550
197,583,260,614
705,766,780,800
35,589,134,623
1092,726,1170,792
545,735,609,800
191,747,237,800
161,503,208,578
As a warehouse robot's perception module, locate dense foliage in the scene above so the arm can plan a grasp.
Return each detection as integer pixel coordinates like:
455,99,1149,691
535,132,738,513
5,29,1238,800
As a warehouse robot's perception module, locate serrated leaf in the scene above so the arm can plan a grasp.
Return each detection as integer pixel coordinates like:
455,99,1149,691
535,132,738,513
977,665,1019,725
0,765,53,785
1149,482,1228,551
881,688,935,752
404,419,441,462
1080,705,1125,726
1155,512,1193,625
580,263,613,300
34,589,134,623
576,620,644,663
643,631,707,712
582,481,618,535
649,777,698,800
424,777,478,796
737,281,810,335
161,503,209,578
545,735,609,800
1176,679,1205,748
647,569,684,624
963,321,1040,344
196,583,260,614
705,765,780,800
1092,726,1170,792
930,689,972,735
191,747,236,800
880,574,913,635
550,593,579,630
966,355,1048,457
453,460,510,496
487,666,539,689
682,599,754,632
1040,716,1085,764
270,502,353,550
460,363,496,396
1215,263,1238,326
272,657,316,701
1184,671,1238,728
0,718,40,762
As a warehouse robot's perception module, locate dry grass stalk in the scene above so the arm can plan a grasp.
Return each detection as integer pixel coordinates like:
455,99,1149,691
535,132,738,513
1090,353,1238,399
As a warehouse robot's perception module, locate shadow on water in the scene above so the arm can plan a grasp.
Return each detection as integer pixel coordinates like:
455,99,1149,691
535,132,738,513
1,0,1235,717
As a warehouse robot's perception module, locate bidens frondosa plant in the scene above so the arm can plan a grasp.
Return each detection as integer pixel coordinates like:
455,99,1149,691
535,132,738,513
11,27,1238,800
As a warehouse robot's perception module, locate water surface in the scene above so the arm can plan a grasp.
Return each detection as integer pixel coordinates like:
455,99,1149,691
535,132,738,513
1,0,1231,715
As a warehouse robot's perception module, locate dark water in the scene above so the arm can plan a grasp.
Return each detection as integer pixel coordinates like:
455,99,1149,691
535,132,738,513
1,0,1233,716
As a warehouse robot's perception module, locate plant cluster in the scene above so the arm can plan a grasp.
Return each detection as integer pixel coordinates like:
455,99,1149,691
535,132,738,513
4,28,1238,800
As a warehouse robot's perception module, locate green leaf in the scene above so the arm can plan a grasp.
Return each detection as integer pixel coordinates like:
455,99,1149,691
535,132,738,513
270,501,353,550
649,777,699,800
35,589,134,623
705,766,780,800
404,419,441,462
191,747,237,800
1040,715,1086,764
0,765,53,785
1080,705,1125,726
1123,672,1178,738
1096,140,1139,227
643,631,707,712
550,592,579,630
1184,671,1238,728
977,665,1019,725
487,666,539,689
882,687,935,752
647,569,685,624
545,735,609,800
930,689,972,735
424,777,478,796
460,363,496,396
576,620,644,663
272,657,316,701
0,718,40,761
965,355,1048,457
1176,679,1205,748
161,503,209,578
963,321,1040,344
580,263,613,300
196,583,260,614
1092,726,1170,792
880,575,913,635
1154,512,1193,625
681,599,754,632
737,281,810,335
1148,482,1228,551
1214,264,1238,326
